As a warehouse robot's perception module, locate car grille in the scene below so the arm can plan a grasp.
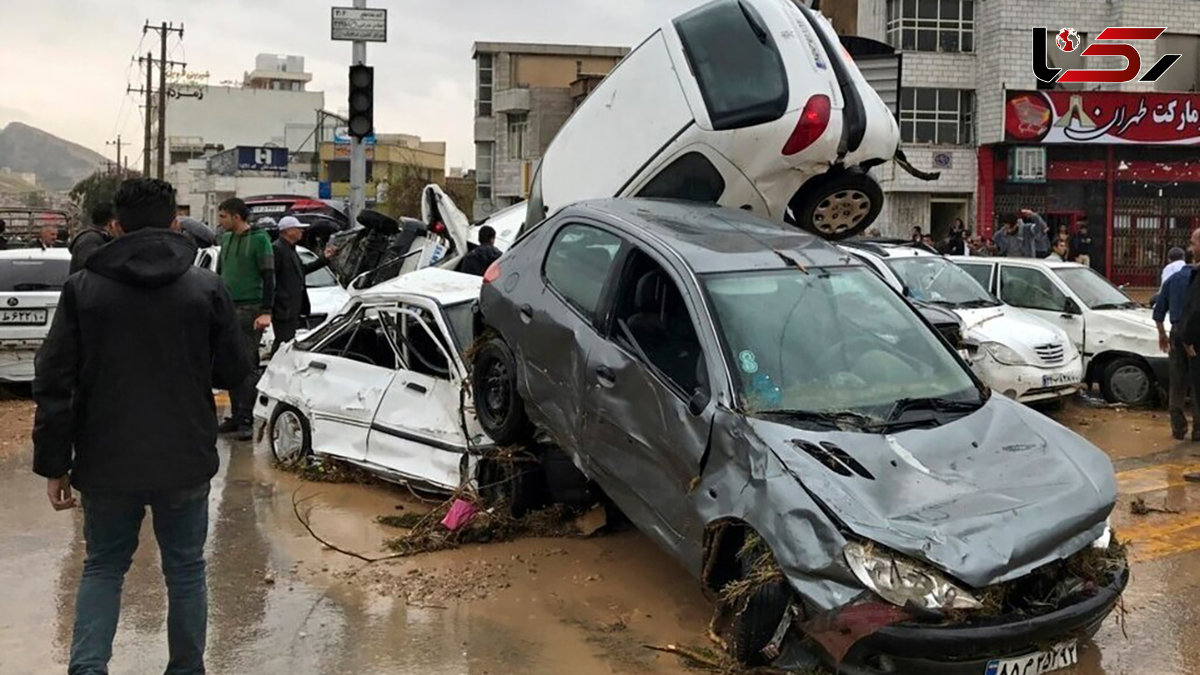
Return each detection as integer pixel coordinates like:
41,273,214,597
1035,343,1066,365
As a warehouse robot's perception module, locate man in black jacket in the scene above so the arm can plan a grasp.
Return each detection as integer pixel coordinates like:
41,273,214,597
32,178,249,675
457,225,502,276
69,203,116,274
271,216,328,353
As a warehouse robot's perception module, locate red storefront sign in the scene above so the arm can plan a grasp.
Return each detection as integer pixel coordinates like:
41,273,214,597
1005,90,1200,145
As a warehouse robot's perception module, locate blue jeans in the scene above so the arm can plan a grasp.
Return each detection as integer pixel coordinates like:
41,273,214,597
70,483,210,675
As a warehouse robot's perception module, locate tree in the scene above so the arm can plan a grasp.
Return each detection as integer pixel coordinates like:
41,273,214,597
383,163,433,219
444,179,475,222
69,171,127,222
22,191,46,208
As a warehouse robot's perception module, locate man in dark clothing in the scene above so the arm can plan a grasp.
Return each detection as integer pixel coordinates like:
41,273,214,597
271,216,329,354
457,225,502,276
32,178,249,675
1071,220,1094,268
69,204,116,274
216,197,275,440
0,218,8,250
1156,253,1196,440
38,223,59,250
1179,229,1200,445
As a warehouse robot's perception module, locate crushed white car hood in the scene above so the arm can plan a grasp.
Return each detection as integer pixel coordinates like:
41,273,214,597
957,307,1064,348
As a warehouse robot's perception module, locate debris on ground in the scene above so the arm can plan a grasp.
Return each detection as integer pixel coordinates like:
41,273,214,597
1131,496,1180,515
643,643,818,674
282,456,381,485
719,533,784,606
0,399,34,459
440,498,477,531
381,500,590,556
969,539,1128,620
573,504,608,536
353,557,514,604
1184,472,1200,483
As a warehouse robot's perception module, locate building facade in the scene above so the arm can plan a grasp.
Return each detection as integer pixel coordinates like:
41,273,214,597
847,0,1200,283
318,133,446,206
471,42,629,220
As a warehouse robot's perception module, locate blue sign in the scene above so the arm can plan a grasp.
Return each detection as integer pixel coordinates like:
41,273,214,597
236,146,289,171
333,127,376,145
318,182,332,199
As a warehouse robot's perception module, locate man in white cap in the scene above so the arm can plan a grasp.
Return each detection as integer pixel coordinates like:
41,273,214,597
271,216,316,353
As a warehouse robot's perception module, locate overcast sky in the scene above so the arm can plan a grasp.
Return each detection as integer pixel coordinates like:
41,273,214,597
0,0,702,171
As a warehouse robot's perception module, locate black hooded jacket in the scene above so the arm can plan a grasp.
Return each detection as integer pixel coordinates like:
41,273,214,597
33,229,251,492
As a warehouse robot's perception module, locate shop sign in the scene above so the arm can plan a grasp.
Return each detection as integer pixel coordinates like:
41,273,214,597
1005,90,1200,145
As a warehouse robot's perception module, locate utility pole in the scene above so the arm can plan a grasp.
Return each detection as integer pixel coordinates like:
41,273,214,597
128,52,154,176
349,0,368,226
144,21,185,179
107,135,126,179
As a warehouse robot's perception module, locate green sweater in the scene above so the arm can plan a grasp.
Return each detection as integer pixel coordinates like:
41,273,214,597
218,229,275,307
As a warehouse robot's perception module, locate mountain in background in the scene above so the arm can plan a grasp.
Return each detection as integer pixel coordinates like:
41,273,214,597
0,122,107,191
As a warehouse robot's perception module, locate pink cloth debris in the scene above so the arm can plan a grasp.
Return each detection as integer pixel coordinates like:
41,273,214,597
440,499,476,531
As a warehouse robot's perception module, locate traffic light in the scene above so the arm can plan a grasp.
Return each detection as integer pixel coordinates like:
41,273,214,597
348,64,374,139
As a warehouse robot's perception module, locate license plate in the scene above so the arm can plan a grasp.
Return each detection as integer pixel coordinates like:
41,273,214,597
0,309,47,325
985,641,1078,675
252,205,288,214
1042,372,1080,387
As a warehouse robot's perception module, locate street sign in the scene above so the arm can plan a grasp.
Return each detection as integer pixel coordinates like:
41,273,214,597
237,146,289,171
331,7,387,42
333,127,376,145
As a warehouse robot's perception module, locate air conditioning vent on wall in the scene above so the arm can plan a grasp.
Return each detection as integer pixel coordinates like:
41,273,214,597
1011,147,1047,184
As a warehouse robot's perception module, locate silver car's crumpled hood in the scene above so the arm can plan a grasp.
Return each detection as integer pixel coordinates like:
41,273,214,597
745,395,1116,589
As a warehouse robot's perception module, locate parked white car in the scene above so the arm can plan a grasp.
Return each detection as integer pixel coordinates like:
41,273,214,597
0,248,72,383
844,242,1084,404
953,256,1166,406
195,246,351,359
520,0,928,241
254,268,487,490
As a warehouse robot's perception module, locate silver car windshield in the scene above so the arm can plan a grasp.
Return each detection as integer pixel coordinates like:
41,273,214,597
885,256,1000,309
703,267,979,416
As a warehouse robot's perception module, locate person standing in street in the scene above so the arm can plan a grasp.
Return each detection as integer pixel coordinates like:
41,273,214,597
1045,238,1069,262
0,219,8,250
271,216,329,354
216,197,275,441
997,219,1034,257
1156,247,1197,440
457,225,503,276
1020,209,1049,258
1178,230,1200,445
69,204,116,275
32,178,249,675
1163,247,1187,288
1071,219,1094,268
38,223,59,250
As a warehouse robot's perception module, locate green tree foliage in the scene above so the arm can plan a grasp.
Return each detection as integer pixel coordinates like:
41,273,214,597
69,171,127,222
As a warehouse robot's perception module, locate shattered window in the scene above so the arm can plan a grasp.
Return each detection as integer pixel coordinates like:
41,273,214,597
316,312,399,370
999,266,1070,313
383,308,454,380
885,256,999,308
675,0,788,130
544,224,623,323
703,267,977,417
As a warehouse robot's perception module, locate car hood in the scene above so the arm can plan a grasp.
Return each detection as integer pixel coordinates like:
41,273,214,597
1097,307,1159,333
957,306,1066,348
308,285,350,315
747,395,1115,588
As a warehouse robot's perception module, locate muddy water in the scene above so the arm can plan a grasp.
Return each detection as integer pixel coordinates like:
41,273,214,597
4,399,1200,674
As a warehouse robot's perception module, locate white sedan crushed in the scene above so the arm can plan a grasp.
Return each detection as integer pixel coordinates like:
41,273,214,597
0,248,72,383
254,268,489,490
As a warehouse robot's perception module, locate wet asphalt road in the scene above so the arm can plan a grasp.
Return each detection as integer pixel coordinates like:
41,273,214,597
3,401,1200,674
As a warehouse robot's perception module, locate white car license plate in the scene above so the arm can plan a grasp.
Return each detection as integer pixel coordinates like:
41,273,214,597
0,309,48,325
985,641,1078,675
1042,372,1080,387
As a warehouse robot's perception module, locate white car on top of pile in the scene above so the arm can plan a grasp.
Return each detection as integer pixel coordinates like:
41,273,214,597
254,268,488,490
0,248,72,384
195,246,351,360
843,241,1084,404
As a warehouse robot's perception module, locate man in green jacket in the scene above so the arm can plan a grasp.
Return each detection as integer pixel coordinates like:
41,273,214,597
216,197,274,441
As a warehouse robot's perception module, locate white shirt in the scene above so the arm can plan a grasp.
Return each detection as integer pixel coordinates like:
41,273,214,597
1045,252,1065,262
1163,260,1187,287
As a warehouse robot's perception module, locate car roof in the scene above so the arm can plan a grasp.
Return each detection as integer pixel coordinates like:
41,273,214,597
355,267,483,306
841,241,943,261
947,256,1083,271
0,248,72,261
566,199,856,274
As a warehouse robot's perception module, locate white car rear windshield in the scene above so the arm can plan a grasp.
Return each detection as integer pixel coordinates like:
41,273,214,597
675,0,789,130
0,258,70,292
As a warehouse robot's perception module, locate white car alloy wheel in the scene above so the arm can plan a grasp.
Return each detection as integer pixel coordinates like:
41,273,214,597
813,189,872,235
272,409,308,464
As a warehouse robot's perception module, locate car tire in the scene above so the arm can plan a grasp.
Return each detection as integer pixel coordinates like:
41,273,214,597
1099,357,1155,407
270,405,313,465
472,337,534,445
728,578,791,666
788,169,884,241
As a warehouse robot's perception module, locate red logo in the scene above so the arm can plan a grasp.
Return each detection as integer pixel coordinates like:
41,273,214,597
1034,27,1181,85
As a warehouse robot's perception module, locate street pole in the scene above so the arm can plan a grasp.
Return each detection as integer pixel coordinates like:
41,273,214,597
157,22,168,179
348,0,367,226
144,51,153,176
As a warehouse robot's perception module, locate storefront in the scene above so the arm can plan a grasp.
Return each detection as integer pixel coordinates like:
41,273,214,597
978,90,1200,286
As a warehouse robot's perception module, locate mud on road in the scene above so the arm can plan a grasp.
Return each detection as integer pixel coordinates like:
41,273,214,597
4,396,1200,674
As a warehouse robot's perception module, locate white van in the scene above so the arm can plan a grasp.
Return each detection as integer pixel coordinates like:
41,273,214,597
0,248,72,383
844,242,1084,404
522,0,924,241
953,257,1166,406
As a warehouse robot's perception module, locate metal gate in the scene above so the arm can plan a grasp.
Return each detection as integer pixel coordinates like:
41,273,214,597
1112,197,1200,287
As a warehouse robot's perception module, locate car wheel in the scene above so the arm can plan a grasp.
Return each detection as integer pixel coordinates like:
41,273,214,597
1100,357,1154,406
472,337,534,445
270,405,312,465
788,169,883,241
728,578,791,666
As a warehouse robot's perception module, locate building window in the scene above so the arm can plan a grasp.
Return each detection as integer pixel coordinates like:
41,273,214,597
476,143,494,200
478,54,494,117
887,0,974,52
899,88,974,145
507,113,529,160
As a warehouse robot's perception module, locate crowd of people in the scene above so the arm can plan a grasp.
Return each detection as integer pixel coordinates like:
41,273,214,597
881,211,1096,265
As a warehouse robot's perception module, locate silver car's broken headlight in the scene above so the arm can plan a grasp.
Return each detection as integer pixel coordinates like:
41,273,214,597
844,542,983,611
1092,518,1113,549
